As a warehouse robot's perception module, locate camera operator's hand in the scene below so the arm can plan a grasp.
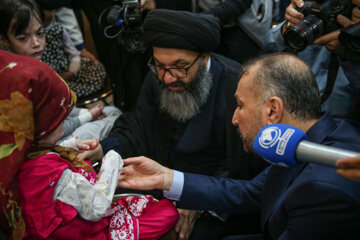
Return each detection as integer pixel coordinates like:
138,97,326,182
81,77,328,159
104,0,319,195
313,14,354,54
140,0,156,11
282,0,304,34
352,0,360,23
285,0,304,24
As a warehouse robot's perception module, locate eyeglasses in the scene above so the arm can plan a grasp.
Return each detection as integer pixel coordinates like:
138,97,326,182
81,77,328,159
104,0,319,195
148,53,203,79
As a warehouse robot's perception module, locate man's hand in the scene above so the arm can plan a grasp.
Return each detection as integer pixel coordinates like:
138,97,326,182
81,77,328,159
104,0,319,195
118,156,174,191
313,14,355,54
175,209,199,240
77,143,104,163
337,156,360,181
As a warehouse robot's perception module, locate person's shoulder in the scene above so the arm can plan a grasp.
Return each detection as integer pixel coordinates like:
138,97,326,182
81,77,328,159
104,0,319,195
211,53,242,88
329,117,360,150
212,53,241,70
25,153,66,166
20,153,69,181
314,114,360,151
295,163,360,201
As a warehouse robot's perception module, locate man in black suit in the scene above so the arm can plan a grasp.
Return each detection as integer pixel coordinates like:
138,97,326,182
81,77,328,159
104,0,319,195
118,53,360,240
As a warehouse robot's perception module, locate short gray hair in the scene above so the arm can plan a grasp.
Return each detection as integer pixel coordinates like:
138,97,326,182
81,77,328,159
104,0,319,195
241,53,322,120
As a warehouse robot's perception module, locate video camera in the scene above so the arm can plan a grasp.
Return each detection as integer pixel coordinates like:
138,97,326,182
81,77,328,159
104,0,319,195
99,0,146,53
283,0,353,52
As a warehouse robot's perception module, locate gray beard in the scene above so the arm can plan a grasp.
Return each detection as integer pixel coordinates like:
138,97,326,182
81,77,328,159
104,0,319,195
154,63,213,122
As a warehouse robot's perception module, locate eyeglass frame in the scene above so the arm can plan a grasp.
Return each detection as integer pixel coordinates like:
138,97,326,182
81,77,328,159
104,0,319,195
147,52,203,79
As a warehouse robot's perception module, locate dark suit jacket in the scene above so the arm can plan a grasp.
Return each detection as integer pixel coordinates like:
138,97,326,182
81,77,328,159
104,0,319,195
178,113,360,240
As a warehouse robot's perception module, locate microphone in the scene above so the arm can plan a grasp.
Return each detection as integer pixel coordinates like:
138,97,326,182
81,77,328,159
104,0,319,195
253,124,360,168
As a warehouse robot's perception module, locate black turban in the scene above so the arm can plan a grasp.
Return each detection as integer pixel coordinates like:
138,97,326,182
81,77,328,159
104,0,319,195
144,9,220,52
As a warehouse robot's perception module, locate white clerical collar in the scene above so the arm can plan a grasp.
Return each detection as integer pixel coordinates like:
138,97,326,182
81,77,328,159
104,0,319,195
206,56,211,72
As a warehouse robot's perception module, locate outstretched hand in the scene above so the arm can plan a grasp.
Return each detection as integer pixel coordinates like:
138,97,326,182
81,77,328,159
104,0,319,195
118,156,174,191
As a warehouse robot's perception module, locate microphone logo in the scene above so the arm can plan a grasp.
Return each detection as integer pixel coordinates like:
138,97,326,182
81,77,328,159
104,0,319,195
258,126,281,149
276,129,295,156
258,126,295,156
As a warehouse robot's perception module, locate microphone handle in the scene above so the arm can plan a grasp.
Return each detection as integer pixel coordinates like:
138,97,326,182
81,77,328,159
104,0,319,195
295,141,360,168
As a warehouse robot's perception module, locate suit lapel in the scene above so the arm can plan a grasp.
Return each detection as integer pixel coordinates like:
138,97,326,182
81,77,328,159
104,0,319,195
261,163,307,233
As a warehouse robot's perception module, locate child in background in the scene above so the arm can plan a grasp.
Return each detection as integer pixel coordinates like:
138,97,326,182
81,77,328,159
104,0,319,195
37,0,107,98
0,0,121,141
0,49,178,239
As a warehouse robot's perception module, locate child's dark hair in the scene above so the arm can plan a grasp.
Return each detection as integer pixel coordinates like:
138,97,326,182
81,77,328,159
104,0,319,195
0,0,43,40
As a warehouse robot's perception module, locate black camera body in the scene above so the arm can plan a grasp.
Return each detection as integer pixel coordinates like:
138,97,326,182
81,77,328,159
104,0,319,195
101,0,146,53
339,23,360,60
120,0,142,24
284,0,352,51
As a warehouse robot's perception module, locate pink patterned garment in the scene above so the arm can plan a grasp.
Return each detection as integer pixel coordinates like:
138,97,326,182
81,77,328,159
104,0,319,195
105,195,152,240
19,153,179,240
71,160,179,240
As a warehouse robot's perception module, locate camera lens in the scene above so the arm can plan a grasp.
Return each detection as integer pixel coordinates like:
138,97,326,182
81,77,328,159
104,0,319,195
284,15,324,52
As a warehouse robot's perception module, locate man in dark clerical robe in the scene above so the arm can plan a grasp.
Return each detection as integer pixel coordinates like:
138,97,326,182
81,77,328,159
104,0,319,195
92,9,267,240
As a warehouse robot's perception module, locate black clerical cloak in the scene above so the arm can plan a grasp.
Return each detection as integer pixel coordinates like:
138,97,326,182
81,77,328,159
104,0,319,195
103,54,267,179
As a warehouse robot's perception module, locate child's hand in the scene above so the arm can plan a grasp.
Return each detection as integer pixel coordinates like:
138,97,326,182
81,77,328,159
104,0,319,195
78,144,104,163
75,138,99,151
60,71,75,81
81,48,100,64
88,103,106,120
96,169,104,181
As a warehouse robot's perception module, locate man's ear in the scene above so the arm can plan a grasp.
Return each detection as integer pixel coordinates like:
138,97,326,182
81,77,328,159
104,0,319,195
262,96,284,125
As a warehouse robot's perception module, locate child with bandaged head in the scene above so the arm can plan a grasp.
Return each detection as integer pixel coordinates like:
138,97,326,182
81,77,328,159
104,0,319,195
0,49,178,239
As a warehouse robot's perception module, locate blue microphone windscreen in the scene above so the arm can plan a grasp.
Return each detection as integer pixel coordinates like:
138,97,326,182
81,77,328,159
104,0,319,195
253,124,307,167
